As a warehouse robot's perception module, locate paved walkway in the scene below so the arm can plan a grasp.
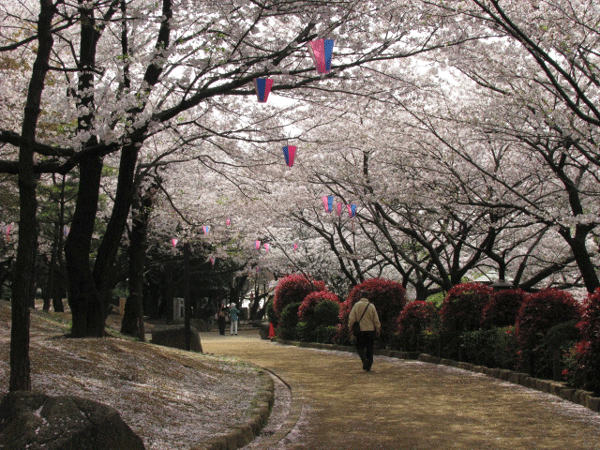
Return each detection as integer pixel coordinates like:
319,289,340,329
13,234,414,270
202,330,600,450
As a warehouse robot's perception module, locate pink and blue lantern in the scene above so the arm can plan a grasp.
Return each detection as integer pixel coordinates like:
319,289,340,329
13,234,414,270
264,243,270,254
347,204,357,218
255,240,261,250
322,195,333,213
293,243,298,252
254,78,273,103
171,238,178,247
203,225,211,235
283,145,297,167
336,202,343,216
308,39,334,74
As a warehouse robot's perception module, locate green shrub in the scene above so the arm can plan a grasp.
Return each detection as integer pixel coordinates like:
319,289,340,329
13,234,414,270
459,327,518,370
314,325,338,344
313,300,340,327
439,283,493,359
515,289,581,377
296,321,312,342
298,291,340,326
539,319,580,380
396,300,438,352
266,297,277,327
278,301,302,340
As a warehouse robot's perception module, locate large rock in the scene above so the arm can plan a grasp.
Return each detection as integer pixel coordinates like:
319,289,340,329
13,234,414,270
151,325,203,352
0,391,145,450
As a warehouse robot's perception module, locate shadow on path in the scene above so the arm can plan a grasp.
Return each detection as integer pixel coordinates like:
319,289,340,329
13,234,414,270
202,330,600,450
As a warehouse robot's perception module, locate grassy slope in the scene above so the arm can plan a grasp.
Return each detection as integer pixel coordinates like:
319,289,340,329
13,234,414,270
0,302,262,450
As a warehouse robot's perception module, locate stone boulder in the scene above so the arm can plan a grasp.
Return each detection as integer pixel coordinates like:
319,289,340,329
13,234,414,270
151,325,203,352
0,391,145,450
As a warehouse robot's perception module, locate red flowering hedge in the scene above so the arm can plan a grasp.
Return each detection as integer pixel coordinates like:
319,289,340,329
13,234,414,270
337,278,406,344
481,288,527,328
440,283,493,332
515,288,582,376
563,288,600,395
273,274,325,320
298,290,340,323
396,300,438,352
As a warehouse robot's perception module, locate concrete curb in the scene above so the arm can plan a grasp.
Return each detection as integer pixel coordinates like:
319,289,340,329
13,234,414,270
273,338,600,415
190,370,275,450
245,367,303,449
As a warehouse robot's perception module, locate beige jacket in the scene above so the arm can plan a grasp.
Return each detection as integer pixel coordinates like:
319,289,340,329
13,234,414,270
348,298,381,333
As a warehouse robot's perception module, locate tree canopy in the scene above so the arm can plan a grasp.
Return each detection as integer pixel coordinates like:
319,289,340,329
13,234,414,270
2,0,600,390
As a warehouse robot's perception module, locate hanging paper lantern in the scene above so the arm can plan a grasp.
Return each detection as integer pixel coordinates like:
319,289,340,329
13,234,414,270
226,218,231,226
171,238,178,247
307,39,334,74
203,225,211,235
210,257,216,267
63,225,70,236
322,195,333,213
253,77,273,103
293,243,298,252
336,202,343,216
264,243,270,254
255,240,261,250
347,204,357,218
282,145,297,167
5,223,12,242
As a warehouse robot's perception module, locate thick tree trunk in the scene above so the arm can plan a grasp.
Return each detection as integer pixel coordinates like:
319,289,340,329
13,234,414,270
10,0,55,392
65,154,104,337
563,226,600,293
94,145,140,318
121,185,154,338
64,4,105,337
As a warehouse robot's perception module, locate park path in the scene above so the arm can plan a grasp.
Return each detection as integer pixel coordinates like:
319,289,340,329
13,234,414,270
202,330,600,450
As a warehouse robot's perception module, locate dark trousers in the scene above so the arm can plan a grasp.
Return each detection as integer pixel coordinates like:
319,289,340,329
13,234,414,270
356,331,376,370
217,318,226,335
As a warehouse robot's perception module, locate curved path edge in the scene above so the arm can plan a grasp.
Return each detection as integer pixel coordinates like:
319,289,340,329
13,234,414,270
274,337,600,414
194,335,600,450
191,370,276,450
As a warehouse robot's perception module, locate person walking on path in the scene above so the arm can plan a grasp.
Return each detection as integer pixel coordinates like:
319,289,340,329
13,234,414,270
348,296,380,371
229,303,240,335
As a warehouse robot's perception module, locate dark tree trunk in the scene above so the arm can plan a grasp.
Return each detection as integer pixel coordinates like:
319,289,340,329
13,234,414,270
65,154,104,337
94,145,140,321
0,258,13,302
64,4,104,337
10,0,55,392
561,225,600,293
121,185,155,338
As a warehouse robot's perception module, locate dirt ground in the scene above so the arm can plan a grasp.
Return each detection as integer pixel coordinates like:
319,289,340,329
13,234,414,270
203,331,600,450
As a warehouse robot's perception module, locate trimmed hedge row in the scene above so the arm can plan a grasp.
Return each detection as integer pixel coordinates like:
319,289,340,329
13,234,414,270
268,275,600,395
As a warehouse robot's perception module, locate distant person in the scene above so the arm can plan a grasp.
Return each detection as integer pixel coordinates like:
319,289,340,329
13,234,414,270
229,304,240,336
348,295,381,371
217,304,226,335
